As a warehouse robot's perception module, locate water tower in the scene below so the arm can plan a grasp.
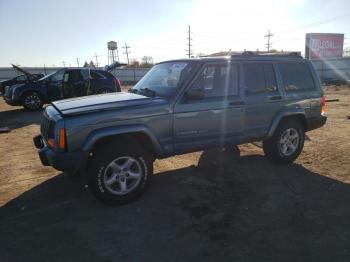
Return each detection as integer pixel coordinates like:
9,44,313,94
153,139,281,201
107,41,119,64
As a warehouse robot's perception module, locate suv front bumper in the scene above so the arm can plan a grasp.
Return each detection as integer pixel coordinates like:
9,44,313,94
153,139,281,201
33,135,85,173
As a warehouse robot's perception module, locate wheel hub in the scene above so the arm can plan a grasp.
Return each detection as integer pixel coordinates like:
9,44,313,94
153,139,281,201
103,156,142,195
279,128,300,157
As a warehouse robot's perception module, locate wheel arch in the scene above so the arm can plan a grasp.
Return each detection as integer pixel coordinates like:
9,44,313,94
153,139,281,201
266,109,307,139
81,125,163,159
19,89,46,102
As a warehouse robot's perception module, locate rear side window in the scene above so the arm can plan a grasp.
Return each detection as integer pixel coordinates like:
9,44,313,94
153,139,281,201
279,62,315,91
91,71,106,80
243,63,277,94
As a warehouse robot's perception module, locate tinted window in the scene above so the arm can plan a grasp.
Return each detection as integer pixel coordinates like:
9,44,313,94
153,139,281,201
91,71,105,80
279,62,315,91
50,70,65,82
243,64,277,94
189,63,238,99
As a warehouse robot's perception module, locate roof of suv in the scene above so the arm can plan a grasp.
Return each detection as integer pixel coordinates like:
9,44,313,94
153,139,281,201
160,52,306,64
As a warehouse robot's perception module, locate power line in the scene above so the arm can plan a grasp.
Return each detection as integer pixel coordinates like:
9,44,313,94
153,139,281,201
264,30,274,52
187,25,193,58
123,43,130,64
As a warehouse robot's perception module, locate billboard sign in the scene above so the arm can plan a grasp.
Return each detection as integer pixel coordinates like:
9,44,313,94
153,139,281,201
305,33,344,59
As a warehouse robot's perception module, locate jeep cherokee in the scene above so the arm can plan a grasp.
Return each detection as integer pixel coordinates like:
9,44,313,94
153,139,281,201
34,53,327,205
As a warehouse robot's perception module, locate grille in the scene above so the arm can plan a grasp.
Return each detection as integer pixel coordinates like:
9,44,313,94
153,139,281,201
41,112,54,140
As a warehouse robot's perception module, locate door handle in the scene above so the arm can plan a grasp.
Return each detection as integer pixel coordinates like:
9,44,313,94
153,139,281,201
269,95,282,101
229,100,245,106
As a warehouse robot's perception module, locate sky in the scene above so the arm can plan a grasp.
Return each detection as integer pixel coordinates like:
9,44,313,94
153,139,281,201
0,0,349,67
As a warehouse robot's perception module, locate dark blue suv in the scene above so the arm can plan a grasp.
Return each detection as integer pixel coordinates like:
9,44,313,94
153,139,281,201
4,68,121,110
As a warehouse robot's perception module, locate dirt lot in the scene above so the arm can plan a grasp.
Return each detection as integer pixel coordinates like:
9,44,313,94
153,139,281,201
0,87,349,261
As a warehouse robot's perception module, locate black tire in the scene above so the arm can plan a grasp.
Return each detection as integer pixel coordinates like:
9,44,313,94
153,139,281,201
87,142,153,206
263,119,305,164
22,92,43,111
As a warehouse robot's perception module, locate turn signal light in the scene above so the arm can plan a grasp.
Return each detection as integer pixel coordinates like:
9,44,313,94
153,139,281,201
59,128,66,150
321,95,326,115
47,139,56,148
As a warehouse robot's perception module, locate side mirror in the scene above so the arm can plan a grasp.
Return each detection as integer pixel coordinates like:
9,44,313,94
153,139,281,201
186,88,204,100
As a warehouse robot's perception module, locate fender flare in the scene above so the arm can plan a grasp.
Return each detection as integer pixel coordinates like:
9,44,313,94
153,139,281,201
80,124,163,156
18,88,46,101
266,108,307,139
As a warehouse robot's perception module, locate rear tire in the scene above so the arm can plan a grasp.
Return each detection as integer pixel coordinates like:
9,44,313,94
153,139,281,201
87,142,153,206
263,119,305,164
22,92,43,111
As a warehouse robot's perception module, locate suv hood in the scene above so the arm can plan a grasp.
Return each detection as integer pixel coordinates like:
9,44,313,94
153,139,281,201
51,92,153,116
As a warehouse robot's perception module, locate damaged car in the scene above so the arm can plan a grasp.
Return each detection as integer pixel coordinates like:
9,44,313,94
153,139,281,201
4,63,124,110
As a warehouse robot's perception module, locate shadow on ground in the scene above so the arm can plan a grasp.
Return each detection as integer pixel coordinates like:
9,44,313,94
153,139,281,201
1,149,349,261
0,108,42,130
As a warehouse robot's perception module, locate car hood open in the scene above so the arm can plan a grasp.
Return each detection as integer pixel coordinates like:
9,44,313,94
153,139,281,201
51,92,153,117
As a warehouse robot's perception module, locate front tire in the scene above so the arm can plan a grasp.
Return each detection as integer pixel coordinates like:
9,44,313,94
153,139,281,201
87,143,153,205
263,119,305,164
22,92,43,111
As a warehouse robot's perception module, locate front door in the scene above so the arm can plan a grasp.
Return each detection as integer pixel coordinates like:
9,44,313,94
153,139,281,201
47,69,66,101
242,62,284,139
173,62,244,153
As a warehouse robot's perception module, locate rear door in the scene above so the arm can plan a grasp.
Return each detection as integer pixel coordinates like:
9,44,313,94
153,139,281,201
242,62,284,139
173,62,244,152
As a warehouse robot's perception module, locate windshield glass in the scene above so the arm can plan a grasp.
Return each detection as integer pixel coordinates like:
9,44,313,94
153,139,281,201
39,69,65,81
131,62,191,98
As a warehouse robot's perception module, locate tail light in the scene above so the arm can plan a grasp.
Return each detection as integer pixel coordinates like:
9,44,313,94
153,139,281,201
321,95,326,115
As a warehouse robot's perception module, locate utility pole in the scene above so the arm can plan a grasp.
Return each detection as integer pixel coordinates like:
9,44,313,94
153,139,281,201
62,61,66,67
186,25,193,58
116,42,120,61
94,53,99,67
264,30,274,52
123,43,130,64
76,57,80,67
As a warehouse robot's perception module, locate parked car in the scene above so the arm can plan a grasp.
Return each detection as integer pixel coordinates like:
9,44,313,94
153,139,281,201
4,67,121,110
34,53,327,205
0,64,44,94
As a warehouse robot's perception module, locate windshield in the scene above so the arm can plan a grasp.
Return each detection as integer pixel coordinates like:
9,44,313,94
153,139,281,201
39,69,65,81
131,62,191,98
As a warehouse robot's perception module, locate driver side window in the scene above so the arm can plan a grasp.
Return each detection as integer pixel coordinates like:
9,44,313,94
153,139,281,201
51,70,65,82
187,63,238,100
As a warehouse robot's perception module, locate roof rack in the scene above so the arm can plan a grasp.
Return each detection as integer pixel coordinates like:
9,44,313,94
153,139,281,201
233,51,303,59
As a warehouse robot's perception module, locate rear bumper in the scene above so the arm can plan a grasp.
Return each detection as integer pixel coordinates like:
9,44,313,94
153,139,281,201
33,135,85,173
307,115,327,131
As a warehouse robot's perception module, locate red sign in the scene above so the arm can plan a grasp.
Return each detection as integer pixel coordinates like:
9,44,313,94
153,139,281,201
305,33,344,59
